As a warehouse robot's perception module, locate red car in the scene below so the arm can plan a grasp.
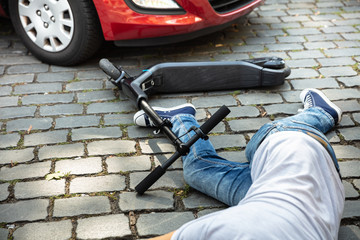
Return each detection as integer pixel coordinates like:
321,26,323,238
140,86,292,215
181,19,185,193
0,0,263,66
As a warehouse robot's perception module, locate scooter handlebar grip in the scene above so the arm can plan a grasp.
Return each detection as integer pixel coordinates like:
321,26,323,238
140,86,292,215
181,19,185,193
200,105,230,134
135,166,166,195
99,58,121,80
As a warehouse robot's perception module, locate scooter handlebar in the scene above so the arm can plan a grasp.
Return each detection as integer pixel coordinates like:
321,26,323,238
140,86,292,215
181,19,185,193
99,58,121,80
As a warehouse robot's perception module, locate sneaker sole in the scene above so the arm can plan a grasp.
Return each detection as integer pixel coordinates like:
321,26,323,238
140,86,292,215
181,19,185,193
133,103,196,126
300,88,342,123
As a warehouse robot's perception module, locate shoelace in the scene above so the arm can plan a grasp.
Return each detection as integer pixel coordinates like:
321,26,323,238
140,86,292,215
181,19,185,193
303,94,313,110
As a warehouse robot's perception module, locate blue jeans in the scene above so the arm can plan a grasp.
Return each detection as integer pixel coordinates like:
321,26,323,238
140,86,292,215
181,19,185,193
171,107,340,207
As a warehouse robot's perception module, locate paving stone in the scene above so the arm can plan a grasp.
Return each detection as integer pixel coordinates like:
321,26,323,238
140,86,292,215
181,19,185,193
335,100,360,113
245,37,276,44
130,170,185,190
342,33,360,41
0,96,18,107
324,48,360,57
13,220,72,240
76,214,132,239
70,175,126,194
339,160,360,178
154,154,183,169
317,57,355,67
38,143,84,160
0,161,51,181
334,145,360,160
286,59,317,68
0,229,8,239
322,89,360,101
339,127,360,141
288,50,325,59
22,93,74,105
53,196,111,217
55,157,102,175
304,41,336,50
0,86,11,96
266,43,304,51
0,133,20,148
286,28,321,36
0,199,49,222
127,125,157,139
263,103,302,115
119,190,174,211
322,26,357,34
0,56,40,65
339,115,355,127
224,106,259,118
15,179,66,199
87,101,136,114
139,138,175,154
77,90,117,103
229,118,270,132
66,80,103,91
343,181,359,198
191,95,237,108
256,29,286,37
72,126,122,141
40,104,83,116
232,44,265,53
0,148,34,164
354,113,360,124
291,78,339,90
335,41,360,48
103,113,135,126
277,36,306,43
197,208,224,218
6,117,53,132
146,98,188,108
7,64,48,74
0,183,9,201
55,115,101,129
326,131,340,143
209,134,247,149
137,212,194,236
87,139,136,156
14,83,62,94
343,200,360,218
77,70,107,80
319,67,357,77
107,155,151,173
338,76,360,87
24,130,68,146
183,191,225,209
311,14,342,21
236,93,282,105
37,72,75,83
338,225,360,240
0,74,34,84
0,106,36,119
354,179,360,190
288,68,319,79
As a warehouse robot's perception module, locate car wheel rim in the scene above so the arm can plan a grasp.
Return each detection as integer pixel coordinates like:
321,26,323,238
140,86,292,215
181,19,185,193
18,0,74,52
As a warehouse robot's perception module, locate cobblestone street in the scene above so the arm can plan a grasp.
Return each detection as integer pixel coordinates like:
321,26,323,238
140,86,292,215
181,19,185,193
0,0,360,239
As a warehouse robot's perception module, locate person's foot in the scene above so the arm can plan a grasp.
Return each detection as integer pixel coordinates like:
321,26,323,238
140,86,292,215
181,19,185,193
134,103,196,127
300,88,342,124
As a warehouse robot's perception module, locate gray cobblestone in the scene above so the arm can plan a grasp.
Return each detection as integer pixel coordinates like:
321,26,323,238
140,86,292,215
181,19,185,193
38,143,84,160
127,125,156,139
107,155,151,173
6,117,53,132
342,33,360,41
0,74,34,84
343,201,360,218
338,76,360,87
55,115,101,129
245,37,276,44
335,41,360,48
0,56,40,65
229,118,270,132
77,70,107,80
72,127,122,141
318,57,355,67
77,90,116,103
40,104,83,116
53,196,111,217
198,208,224,218
343,181,359,198
104,113,133,125
14,83,62,95
130,171,185,190
354,179,360,190
0,133,20,148
76,214,132,239
183,191,225,209
264,103,302,115
7,64,48,74
277,36,306,43
0,86,11,96
0,148,34,164
87,139,136,156
0,228,7,239
286,28,321,36
0,96,18,107
13,220,72,240
237,93,282,105
139,138,175,154
304,42,336,49
0,106,36,119
286,59,317,68
288,50,325,59
338,225,360,240
291,78,339,90
281,15,311,22
0,161,51,181
0,199,48,222
55,157,102,175
15,179,65,199
66,80,103,91
339,127,360,141
266,43,303,51
288,68,319,79
225,106,259,118
22,93,74,105
339,161,360,178
154,154,183,169
324,48,360,57
354,113,360,124
339,115,355,127
87,101,135,114
307,34,343,42
24,130,68,146
137,212,194,236
0,183,9,201
192,95,237,108
37,72,75,83
335,100,360,113
322,26,357,34
322,89,360,101
209,134,246,149
319,67,357,77
70,175,126,193
119,190,174,211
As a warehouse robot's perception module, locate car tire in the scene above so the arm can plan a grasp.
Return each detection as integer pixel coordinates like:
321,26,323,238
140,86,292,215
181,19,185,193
8,0,103,66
